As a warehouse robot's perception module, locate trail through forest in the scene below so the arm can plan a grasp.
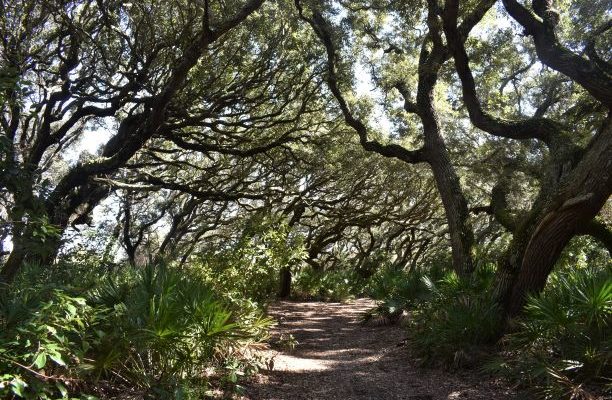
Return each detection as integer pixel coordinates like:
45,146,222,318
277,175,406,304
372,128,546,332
246,299,517,400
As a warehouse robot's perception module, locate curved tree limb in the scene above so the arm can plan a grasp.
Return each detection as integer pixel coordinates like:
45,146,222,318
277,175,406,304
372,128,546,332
442,0,568,148
294,0,427,165
501,0,612,108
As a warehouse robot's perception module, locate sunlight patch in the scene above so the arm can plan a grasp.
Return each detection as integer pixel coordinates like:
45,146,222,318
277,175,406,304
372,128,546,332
272,354,331,372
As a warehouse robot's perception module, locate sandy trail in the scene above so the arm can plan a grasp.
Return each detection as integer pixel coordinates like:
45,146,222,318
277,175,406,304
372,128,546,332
245,298,518,400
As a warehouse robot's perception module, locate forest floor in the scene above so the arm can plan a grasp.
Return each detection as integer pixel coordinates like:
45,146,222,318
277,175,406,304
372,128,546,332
244,298,520,400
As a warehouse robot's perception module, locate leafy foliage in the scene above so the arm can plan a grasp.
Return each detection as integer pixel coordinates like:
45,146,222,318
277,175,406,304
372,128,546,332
292,266,364,302
0,287,109,399
363,266,436,325
0,0,610,399
0,263,273,399
487,265,612,399
406,266,503,368
196,218,306,304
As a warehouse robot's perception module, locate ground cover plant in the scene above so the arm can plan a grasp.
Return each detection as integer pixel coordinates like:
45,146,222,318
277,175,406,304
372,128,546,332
0,263,273,399
487,264,611,399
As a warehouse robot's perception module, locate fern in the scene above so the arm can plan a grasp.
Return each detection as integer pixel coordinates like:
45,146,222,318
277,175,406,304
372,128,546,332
502,266,611,399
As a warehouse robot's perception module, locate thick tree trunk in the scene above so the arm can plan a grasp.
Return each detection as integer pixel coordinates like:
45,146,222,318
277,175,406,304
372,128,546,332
0,195,74,284
415,21,475,276
505,119,612,315
418,74,475,276
0,229,62,284
277,202,305,299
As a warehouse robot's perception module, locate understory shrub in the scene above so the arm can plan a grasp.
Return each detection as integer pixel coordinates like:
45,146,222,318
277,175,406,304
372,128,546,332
0,263,274,399
407,265,502,367
0,287,110,399
195,219,305,304
487,265,611,399
292,266,363,301
363,265,443,325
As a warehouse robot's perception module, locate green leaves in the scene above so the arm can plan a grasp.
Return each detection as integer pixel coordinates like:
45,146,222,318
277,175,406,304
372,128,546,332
32,353,47,369
0,286,110,399
195,217,306,303
573,277,612,327
406,266,502,367
293,266,362,301
7,375,27,397
1,262,274,398
503,265,611,398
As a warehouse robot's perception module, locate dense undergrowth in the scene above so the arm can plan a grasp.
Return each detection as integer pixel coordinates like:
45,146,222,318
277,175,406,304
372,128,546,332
292,266,364,302
363,257,611,399
489,266,611,399
0,220,305,399
0,263,274,399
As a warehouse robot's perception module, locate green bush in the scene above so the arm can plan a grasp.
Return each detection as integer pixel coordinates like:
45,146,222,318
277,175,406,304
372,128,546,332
407,265,502,367
0,263,274,399
488,266,611,399
292,266,362,301
196,219,305,304
0,287,110,399
363,265,443,325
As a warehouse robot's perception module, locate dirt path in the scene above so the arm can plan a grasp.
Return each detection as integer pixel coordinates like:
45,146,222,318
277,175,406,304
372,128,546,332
245,299,518,400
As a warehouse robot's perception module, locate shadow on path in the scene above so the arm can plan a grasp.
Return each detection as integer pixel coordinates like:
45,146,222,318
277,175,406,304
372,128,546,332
245,299,518,400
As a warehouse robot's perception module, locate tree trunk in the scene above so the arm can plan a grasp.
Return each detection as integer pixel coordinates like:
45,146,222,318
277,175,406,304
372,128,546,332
419,84,475,276
416,29,475,277
0,242,25,284
278,266,292,298
505,118,612,315
427,146,475,276
0,229,62,284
